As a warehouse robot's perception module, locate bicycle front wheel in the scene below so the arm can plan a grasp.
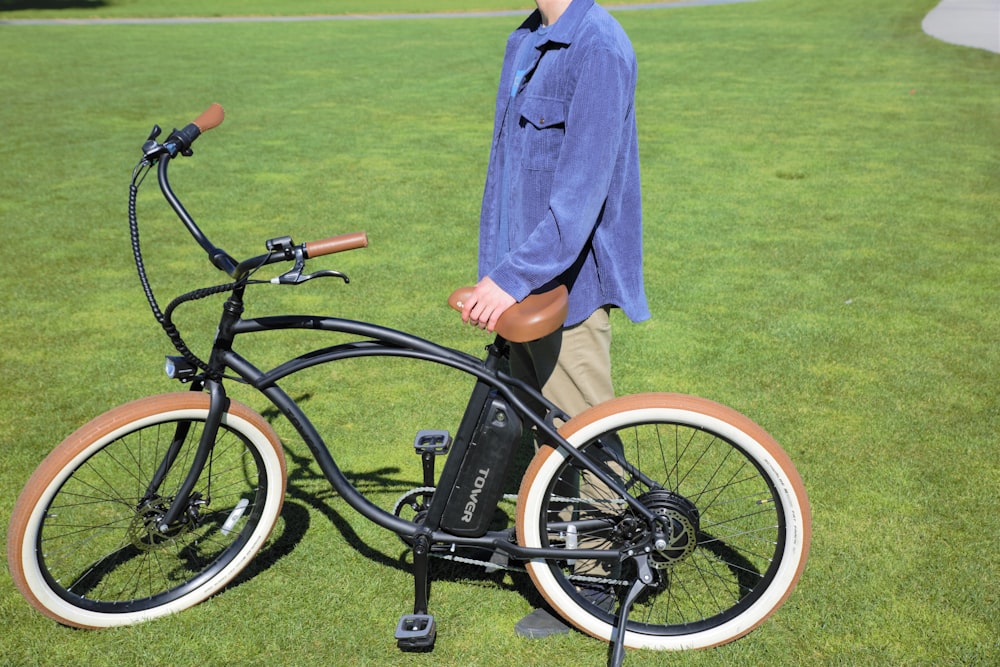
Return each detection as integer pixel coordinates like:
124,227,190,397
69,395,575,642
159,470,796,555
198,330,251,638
7,393,286,628
517,393,811,651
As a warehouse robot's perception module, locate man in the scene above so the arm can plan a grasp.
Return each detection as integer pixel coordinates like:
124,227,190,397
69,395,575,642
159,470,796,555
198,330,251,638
460,0,650,638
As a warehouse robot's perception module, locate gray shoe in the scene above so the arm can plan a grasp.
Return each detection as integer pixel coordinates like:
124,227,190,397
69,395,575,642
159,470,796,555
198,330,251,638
514,608,569,638
514,585,617,639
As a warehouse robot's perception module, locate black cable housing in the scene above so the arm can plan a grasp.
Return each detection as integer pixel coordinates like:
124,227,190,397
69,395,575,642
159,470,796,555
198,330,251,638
129,158,245,375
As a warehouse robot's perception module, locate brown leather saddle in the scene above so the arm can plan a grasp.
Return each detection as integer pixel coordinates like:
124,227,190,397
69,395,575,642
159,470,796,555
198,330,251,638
447,285,568,343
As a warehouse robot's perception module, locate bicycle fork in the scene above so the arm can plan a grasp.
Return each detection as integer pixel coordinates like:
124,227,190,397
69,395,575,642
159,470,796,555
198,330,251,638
150,290,245,532
145,380,230,533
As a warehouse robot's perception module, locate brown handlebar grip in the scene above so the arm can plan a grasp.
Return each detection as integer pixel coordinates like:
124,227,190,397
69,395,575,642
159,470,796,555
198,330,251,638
192,103,225,132
304,232,369,258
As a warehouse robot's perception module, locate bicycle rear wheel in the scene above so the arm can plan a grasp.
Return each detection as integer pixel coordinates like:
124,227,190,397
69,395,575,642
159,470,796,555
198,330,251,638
517,393,810,650
7,393,286,628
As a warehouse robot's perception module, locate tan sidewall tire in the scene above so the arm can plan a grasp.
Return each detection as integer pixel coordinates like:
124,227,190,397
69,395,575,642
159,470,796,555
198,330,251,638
7,393,286,628
516,392,811,650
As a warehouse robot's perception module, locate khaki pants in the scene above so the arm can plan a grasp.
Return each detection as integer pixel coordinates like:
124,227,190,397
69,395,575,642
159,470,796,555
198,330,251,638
510,307,619,578
509,306,613,421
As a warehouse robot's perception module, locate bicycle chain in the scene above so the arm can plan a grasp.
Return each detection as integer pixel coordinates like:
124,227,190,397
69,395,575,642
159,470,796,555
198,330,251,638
396,491,630,587
431,549,629,587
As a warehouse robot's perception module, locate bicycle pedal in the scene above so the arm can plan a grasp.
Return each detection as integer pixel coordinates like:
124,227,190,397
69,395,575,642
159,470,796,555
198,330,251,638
413,430,451,455
395,613,436,652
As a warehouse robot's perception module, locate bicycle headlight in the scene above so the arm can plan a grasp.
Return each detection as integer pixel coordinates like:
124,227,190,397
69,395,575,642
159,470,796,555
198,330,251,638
165,355,197,380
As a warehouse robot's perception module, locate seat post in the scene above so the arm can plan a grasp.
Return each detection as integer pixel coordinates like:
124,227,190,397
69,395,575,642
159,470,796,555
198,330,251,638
484,335,509,372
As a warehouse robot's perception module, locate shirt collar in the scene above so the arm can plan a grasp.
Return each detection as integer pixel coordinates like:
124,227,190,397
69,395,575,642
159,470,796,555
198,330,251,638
521,0,594,47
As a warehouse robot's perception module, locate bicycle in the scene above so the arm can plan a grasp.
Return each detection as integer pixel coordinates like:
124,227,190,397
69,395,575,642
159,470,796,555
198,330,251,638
6,104,811,667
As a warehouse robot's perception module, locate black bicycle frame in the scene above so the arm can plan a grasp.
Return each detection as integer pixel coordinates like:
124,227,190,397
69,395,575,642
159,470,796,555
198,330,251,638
227,314,660,562
147,150,665,564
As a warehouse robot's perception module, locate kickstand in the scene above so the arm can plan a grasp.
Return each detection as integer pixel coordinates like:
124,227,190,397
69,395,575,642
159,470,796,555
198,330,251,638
607,555,654,667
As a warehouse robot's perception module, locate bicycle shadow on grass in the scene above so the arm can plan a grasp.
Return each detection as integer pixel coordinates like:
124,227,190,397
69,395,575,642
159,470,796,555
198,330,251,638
233,398,768,619
227,397,538,603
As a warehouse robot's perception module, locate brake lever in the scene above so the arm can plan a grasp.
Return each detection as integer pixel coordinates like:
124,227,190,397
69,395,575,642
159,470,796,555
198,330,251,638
272,269,350,285
140,124,165,164
270,244,350,285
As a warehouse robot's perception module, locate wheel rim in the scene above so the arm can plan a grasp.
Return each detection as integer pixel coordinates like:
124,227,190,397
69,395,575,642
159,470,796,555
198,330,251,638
539,427,787,630
519,398,809,649
34,417,269,614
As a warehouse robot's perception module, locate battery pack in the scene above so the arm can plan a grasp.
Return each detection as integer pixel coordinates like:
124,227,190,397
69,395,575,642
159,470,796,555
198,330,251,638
439,395,521,537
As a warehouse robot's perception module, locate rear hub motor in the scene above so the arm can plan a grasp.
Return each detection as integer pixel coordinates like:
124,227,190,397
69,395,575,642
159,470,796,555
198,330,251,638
638,490,700,569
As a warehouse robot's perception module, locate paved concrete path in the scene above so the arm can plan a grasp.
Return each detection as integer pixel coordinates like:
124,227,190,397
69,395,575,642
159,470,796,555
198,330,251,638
2,0,998,56
922,0,1000,53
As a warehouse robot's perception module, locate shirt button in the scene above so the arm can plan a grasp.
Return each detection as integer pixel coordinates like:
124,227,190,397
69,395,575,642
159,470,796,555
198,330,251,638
540,117,546,124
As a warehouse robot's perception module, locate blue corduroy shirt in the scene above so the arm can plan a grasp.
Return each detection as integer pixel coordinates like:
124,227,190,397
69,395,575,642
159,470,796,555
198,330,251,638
478,0,650,326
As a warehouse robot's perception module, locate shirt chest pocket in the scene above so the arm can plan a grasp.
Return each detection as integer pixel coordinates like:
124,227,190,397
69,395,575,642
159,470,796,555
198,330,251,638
518,96,566,172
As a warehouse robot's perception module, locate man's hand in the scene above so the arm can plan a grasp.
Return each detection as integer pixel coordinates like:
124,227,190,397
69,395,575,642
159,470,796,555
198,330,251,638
460,277,517,332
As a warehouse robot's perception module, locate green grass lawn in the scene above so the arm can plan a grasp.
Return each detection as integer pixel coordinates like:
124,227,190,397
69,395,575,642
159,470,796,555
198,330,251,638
1,1,998,665
0,0,688,19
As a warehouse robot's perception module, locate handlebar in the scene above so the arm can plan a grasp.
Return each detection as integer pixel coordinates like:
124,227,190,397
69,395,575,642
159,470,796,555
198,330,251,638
130,103,371,377
162,102,226,158
233,231,369,283
137,103,368,282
